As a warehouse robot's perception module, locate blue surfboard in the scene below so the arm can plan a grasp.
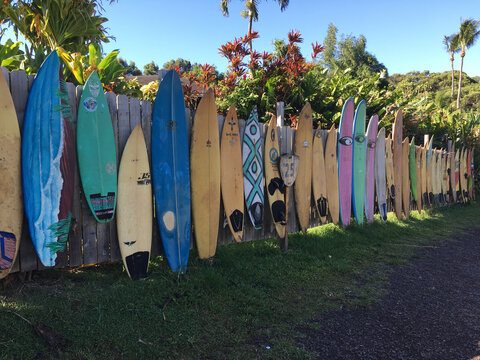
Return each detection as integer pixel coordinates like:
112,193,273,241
22,51,75,266
352,100,367,225
152,70,191,273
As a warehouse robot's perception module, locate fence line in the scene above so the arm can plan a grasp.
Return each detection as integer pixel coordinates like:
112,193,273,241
3,68,461,274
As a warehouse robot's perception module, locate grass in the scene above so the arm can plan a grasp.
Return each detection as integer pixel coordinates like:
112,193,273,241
1,201,479,359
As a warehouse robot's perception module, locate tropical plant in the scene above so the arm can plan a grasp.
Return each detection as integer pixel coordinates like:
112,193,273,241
143,61,159,75
443,34,459,97
220,0,290,53
118,57,142,76
453,18,480,109
0,30,24,70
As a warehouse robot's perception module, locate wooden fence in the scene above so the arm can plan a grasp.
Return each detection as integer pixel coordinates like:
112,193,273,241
2,68,464,274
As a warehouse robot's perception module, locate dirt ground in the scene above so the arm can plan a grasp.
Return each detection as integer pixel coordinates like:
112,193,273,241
297,226,480,360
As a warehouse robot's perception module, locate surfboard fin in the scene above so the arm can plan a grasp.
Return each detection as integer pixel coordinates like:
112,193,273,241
125,251,149,280
317,197,327,217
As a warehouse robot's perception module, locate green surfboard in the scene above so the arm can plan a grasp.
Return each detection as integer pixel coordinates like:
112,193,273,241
409,136,418,201
77,71,117,222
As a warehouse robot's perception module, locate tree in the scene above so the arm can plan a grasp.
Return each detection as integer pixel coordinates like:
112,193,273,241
118,57,142,76
143,61,159,75
454,18,480,109
443,34,459,97
322,23,337,70
220,0,290,53
163,58,193,73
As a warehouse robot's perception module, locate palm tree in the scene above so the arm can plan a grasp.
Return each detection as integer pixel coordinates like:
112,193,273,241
443,34,459,98
221,0,290,53
454,18,480,109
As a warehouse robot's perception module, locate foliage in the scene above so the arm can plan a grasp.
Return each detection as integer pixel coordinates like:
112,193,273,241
143,61,159,75
163,58,193,73
118,57,142,76
140,80,158,102
0,31,24,70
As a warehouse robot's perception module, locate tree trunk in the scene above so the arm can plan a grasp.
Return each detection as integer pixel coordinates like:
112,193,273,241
247,12,253,55
450,55,455,98
456,54,464,109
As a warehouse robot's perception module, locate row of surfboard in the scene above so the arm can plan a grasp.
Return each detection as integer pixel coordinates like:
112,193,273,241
0,51,475,280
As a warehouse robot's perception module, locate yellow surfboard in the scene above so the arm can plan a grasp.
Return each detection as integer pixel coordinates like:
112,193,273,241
325,125,339,225
117,124,152,280
392,110,403,220
191,89,220,259
294,103,313,233
312,128,328,224
385,135,395,205
264,114,286,238
415,145,422,213
402,137,410,219
460,148,467,202
0,70,22,279
221,105,244,243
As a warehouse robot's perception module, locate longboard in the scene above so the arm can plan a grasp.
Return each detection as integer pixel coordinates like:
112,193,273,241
441,150,448,203
338,98,355,227
364,114,378,223
402,137,410,219
117,124,152,280
421,146,427,206
22,51,74,267
325,125,339,225
460,148,467,201
426,137,434,205
431,149,438,204
0,70,23,279
385,135,395,206
467,149,472,199
265,114,286,237
392,109,403,220
375,127,387,222
152,69,191,273
243,106,264,229
352,100,366,225
294,103,313,233
220,105,244,243
455,149,460,201
446,151,452,203
191,89,220,259
312,127,327,224
415,145,422,212
77,71,117,223
449,142,456,202
409,137,417,203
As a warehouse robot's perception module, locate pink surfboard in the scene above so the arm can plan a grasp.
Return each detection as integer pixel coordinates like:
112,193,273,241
364,115,378,223
338,98,355,227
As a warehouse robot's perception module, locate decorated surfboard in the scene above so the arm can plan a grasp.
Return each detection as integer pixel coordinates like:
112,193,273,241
421,146,427,206
415,145,422,212
294,103,313,233
243,106,264,229
460,148,467,201
392,109,403,220
265,114,286,237
117,124,152,280
191,89,220,259
22,51,74,267
352,100,366,225
375,127,387,222
449,142,456,202
385,135,395,205
220,105,244,243
77,71,117,223
0,70,23,279
401,137,410,219
455,149,460,200
325,125,339,225
312,127,327,224
338,98,354,227
364,114,378,223
467,149,472,199
446,151,452,203
152,69,191,273
409,137,417,203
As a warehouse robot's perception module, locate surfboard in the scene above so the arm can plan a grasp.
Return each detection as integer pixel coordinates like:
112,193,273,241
426,137,434,205
338,98,354,227
446,151,452,203
455,149,460,201
385,135,395,206
294,103,313,233
220,105,244,243
152,69,191,273
191,88,220,259
312,127,327,224
77,71,117,223
415,145,422,212
409,137,417,203
392,109,403,220
375,127,387,222
325,125,339,225
22,50,74,267
0,70,22,279
352,100,366,225
243,106,264,229
467,149,472,199
265,114,286,237
364,114,378,223
471,149,475,200
401,137,410,219
460,148,467,201
117,124,152,280
441,150,448,203
449,142,456,203
421,146,427,207
431,149,438,204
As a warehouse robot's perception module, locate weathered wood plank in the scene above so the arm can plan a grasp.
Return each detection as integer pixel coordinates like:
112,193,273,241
117,95,130,156
276,102,284,128
129,97,141,130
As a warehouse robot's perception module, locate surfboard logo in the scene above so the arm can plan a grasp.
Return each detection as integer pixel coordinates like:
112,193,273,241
355,134,365,143
269,148,279,166
270,129,275,142
339,136,353,146
165,120,177,130
367,140,376,149
137,172,151,185
105,162,116,175
83,97,97,112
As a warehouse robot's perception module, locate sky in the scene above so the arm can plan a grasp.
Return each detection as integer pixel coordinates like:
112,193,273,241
96,0,480,76
4,0,480,76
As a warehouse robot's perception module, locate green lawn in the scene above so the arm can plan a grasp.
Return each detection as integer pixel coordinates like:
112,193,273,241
1,202,479,360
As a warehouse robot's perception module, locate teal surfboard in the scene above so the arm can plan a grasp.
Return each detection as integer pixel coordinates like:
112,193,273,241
77,71,117,222
352,100,366,225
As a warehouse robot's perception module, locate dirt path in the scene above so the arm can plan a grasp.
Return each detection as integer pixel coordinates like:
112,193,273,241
297,227,480,359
